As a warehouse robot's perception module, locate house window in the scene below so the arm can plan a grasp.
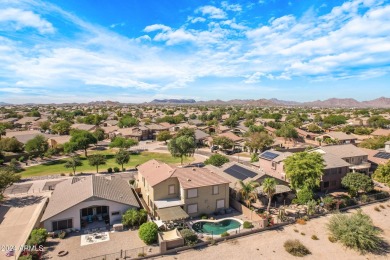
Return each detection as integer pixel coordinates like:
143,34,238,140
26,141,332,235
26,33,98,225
168,184,175,195
96,206,108,215
323,181,329,188
81,208,93,217
52,219,73,231
111,211,120,216
216,199,225,209
271,161,277,170
212,185,219,195
142,177,145,187
187,188,198,198
187,204,198,214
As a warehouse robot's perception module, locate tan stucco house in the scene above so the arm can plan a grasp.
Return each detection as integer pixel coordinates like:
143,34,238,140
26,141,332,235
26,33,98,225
137,160,230,220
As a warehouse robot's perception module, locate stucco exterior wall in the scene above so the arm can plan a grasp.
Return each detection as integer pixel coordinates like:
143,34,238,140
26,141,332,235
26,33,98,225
43,199,136,232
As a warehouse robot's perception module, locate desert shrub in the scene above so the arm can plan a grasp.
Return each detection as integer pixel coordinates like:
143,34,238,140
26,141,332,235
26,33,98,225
180,229,198,246
129,179,135,185
60,173,65,176
107,167,113,173
206,237,216,245
18,256,33,260
300,232,305,236
284,239,311,257
311,235,319,240
122,209,147,228
204,154,229,167
327,210,383,253
199,213,208,219
138,222,158,245
294,229,299,233
113,167,120,172
243,221,253,229
322,196,334,210
360,194,369,203
293,187,314,205
138,252,146,257
380,204,385,209
296,219,306,225
221,231,230,237
27,228,47,246
374,207,380,212
328,236,337,243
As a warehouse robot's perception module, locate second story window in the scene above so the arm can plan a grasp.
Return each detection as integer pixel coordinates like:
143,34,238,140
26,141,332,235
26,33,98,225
212,185,219,195
187,188,198,198
168,184,175,195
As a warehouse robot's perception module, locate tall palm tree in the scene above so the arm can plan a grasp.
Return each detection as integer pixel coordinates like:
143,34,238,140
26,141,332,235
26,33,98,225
237,180,260,208
262,177,277,213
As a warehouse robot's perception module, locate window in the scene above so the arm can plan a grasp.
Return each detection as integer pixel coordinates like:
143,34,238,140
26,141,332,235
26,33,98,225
52,219,73,231
96,206,108,215
323,181,329,188
81,208,93,217
212,185,219,195
216,199,225,209
271,161,277,170
187,188,198,198
187,204,198,214
168,184,175,195
142,177,145,187
111,211,120,216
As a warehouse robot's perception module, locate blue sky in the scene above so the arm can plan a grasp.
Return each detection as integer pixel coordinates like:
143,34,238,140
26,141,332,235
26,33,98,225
0,0,389,104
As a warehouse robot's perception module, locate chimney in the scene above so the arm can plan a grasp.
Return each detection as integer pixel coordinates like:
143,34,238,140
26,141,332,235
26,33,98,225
385,142,390,153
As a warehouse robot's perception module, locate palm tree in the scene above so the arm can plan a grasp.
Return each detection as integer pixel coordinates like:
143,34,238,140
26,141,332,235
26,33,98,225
262,177,277,213
237,180,260,208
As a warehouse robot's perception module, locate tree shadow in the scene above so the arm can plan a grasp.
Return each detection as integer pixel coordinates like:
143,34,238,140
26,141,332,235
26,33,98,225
2,195,45,208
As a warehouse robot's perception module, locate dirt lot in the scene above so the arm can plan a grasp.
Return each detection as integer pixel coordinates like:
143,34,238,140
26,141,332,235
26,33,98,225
161,202,390,260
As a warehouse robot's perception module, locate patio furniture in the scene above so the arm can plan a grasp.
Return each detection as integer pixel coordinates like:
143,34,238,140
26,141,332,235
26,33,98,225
97,215,103,221
87,215,93,223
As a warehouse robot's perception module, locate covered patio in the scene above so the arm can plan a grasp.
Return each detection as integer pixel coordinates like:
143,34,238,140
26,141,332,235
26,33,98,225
155,206,189,230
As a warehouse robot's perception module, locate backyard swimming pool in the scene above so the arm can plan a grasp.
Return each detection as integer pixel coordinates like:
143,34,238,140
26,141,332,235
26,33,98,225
191,218,242,235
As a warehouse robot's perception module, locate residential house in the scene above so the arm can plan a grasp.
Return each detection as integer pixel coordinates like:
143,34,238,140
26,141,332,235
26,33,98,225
137,160,230,219
71,124,97,132
146,124,170,140
47,135,71,148
41,176,140,232
318,131,357,144
371,129,390,137
194,129,210,146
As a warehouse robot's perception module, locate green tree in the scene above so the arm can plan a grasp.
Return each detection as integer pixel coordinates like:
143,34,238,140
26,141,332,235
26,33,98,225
0,137,24,152
118,116,138,128
275,124,298,142
373,161,390,186
284,152,324,190
293,186,314,205
213,136,234,150
88,154,106,173
156,130,172,144
38,121,51,132
25,135,48,157
115,149,130,171
168,135,196,165
237,180,260,208
341,173,373,197
307,124,322,133
64,155,83,174
93,127,105,141
327,210,383,253
223,117,238,128
63,141,79,155
109,136,138,149
323,115,347,126
0,124,6,140
51,120,71,135
368,115,390,128
176,127,195,138
358,136,390,150
204,154,229,167
0,167,21,196
122,209,147,228
138,222,158,245
262,177,277,213
245,132,274,153
69,130,97,157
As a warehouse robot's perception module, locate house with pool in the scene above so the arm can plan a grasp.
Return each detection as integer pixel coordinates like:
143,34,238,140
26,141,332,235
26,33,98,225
137,159,231,221
40,176,140,232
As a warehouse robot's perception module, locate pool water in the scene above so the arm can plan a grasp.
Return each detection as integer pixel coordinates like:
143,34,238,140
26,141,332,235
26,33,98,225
192,219,241,235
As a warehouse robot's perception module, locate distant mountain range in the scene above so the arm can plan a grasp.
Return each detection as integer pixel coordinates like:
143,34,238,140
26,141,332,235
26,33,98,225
1,97,390,107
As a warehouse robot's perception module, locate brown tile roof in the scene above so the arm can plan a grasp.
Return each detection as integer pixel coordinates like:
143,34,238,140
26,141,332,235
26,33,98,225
71,124,96,131
41,176,139,221
322,153,351,169
317,144,368,158
137,159,175,187
371,129,390,137
320,131,357,141
172,167,230,189
359,148,389,165
217,132,243,142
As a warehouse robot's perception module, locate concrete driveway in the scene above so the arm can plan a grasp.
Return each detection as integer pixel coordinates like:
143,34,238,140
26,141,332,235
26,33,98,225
0,196,47,260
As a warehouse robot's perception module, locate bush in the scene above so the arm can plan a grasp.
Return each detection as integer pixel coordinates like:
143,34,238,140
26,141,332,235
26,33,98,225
296,219,306,225
284,239,311,257
327,210,383,253
311,235,319,240
114,167,120,172
328,236,337,243
60,173,66,176
250,153,259,163
204,154,229,167
322,196,334,210
342,173,374,197
199,213,208,219
138,222,158,245
107,167,113,173
138,252,146,257
18,256,33,260
294,229,299,233
374,207,380,212
360,194,369,203
122,209,147,228
27,228,47,246
243,221,253,229
293,187,314,205
221,231,230,237
380,204,385,209
180,229,198,246
300,232,305,236
206,237,216,245
129,179,135,185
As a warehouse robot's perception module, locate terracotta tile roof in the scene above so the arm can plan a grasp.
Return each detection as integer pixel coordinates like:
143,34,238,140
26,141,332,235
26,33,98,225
359,148,389,165
217,132,243,142
320,131,357,141
316,144,368,158
371,129,390,137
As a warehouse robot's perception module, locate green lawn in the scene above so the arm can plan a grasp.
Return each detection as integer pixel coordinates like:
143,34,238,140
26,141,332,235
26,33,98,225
21,151,194,178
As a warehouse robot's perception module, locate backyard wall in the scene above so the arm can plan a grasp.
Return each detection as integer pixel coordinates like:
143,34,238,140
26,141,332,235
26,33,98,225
229,199,263,221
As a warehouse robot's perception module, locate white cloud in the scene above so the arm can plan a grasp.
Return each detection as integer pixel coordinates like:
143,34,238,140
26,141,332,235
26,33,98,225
221,2,242,12
187,16,206,23
144,24,171,32
196,5,227,19
0,8,54,34
110,22,125,28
